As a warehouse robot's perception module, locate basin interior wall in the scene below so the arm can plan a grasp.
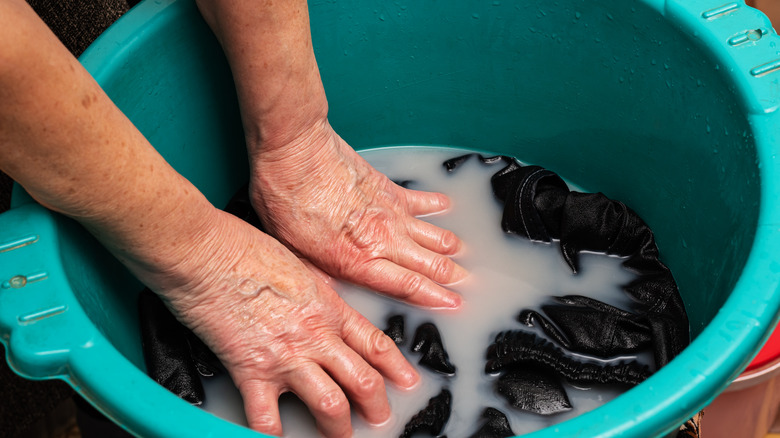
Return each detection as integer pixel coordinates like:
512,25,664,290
6,0,773,436
68,0,758,366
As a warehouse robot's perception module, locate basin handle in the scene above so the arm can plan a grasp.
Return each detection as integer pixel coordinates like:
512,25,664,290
664,0,780,115
0,203,93,380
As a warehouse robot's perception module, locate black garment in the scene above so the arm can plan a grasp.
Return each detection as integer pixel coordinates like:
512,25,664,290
468,407,515,438
483,158,689,366
400,389,452,438
486,331,652,386
138,289,222,406
444,154,689,420
443,154,690,367
494,365,571,415
411,322,457,376
383,314,406,345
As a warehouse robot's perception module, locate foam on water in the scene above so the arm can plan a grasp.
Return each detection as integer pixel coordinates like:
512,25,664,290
200,146,643,437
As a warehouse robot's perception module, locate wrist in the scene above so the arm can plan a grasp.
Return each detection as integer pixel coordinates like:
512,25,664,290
242,84,330,156
79,177,225,291
247,114,333,163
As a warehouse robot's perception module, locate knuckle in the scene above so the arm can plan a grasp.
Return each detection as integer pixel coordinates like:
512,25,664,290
249,414,282,435
317,391,350,418
343,208,387,252
429,255,453,282
399,273,424,298
439,229,459,253
368,329,395,355
354,369,385,397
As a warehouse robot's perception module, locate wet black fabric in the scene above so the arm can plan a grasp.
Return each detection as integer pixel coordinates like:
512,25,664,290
444,153,688,418
468,408,516,438
400,389,452,438
486,331,651,386
138,289,221,405
411,322,457,376
518,295,654,354
138,288,203,405
443,154,689,367
495,365,571,415
384,314,406,345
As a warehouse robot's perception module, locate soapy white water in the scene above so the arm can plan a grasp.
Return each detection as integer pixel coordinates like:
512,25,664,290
200,146,645,437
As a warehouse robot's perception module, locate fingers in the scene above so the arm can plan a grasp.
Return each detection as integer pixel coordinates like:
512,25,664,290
397,188,469,288
289,364,353,438
340,309,419,390
239,380,283,436
240,317,410,436
408,217,463,256
318,342,392,425
394,243,468,287
400,187,451,217
359,259,462,309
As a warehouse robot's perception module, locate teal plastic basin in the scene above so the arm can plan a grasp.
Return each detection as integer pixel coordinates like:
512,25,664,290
2,0,780,436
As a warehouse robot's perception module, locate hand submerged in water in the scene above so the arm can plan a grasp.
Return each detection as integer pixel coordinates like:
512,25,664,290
154,210,419,437
248,120,468,310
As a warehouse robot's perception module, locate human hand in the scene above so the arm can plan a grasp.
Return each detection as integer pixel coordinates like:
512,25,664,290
144,210,419,437
247,121,468,310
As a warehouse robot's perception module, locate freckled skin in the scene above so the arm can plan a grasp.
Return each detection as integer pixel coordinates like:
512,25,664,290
0,0,468,437
250,122,469,310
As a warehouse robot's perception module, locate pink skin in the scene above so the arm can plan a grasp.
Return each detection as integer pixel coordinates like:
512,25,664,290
249,121,469,310
160,211,419,437
194,0,469,313
0,0,468,437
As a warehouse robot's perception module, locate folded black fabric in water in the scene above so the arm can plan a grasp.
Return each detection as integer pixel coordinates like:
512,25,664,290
384,314,406,345
495,365,571,415
445,153,688,418
444,154,689,367
486,330,652,386
400,389,452,438
518,295,652,357
138,289,221,405
411,322,457,376
468,407,516,438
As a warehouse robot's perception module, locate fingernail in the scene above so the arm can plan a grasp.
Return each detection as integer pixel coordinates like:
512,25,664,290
437,193,451,210
400,369,421,390
451,240,467,257
442,293,462,309
366,411,393,428
450,263,469,283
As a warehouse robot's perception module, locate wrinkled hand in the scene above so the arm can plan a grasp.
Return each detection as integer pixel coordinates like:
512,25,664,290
249,121,468,309
148,211,418,437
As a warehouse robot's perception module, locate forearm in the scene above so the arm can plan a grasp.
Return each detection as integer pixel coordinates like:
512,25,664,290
195,0,329,154
0,0,218,281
